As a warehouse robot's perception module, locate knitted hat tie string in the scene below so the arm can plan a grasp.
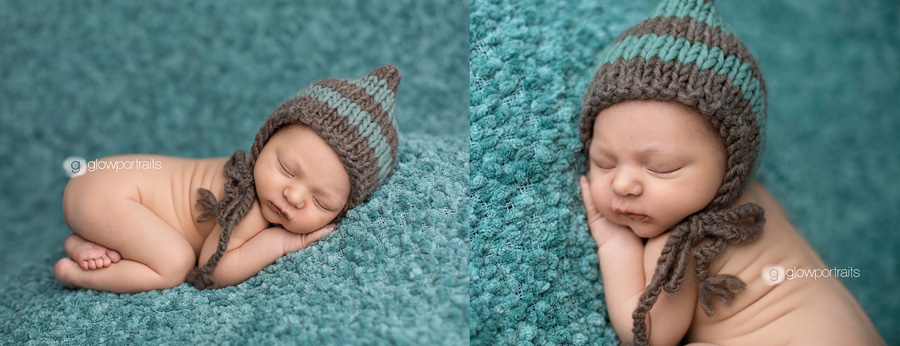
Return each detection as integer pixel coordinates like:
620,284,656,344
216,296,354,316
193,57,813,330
631,202,764,346
187,149,256,290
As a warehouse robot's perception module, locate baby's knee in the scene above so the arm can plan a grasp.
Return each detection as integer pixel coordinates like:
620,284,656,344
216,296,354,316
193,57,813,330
156,251,195,287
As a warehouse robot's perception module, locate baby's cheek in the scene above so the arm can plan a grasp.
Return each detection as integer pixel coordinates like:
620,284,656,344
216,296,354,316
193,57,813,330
591,185,613,214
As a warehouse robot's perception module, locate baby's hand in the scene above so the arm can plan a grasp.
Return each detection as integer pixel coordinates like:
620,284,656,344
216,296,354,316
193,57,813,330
283,224,335,255
579,176,637,247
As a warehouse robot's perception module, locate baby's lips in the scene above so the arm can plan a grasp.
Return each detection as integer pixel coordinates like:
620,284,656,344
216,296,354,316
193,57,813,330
625,213,650,222
613,207,650,222
269,201,290,220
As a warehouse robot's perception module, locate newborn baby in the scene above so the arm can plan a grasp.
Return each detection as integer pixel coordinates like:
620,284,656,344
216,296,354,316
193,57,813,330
577,1,885,345
54,65,401,293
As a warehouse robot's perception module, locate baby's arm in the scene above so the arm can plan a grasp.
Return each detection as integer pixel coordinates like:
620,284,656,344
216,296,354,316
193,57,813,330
579,177,695,345
197,201,334,287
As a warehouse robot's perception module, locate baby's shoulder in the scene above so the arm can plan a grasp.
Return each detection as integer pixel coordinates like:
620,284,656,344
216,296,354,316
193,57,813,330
733,182,795,232
735,182,779,211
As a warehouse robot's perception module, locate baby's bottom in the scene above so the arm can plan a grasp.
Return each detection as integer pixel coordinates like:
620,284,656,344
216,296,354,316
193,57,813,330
55,188,195,293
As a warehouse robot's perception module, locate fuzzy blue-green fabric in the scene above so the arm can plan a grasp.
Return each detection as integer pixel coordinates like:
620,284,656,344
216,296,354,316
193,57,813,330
470,0,900,345
469,1,624,344
0,0,468,344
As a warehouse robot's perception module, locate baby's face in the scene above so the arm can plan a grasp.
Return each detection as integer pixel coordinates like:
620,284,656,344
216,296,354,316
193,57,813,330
254,124,351,234
586,100,725,238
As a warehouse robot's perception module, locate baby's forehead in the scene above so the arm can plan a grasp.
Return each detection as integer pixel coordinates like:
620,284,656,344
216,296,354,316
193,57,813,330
589,109,723,153
266,124,334,148
271,123,310,138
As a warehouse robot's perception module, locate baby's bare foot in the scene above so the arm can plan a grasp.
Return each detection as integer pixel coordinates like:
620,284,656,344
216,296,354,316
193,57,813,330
63,234,122,270
54,258,79,288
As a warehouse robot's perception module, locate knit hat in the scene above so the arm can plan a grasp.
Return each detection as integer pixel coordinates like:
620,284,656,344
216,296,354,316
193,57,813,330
252,64,401,211
578,1,766,344
187,65,401,290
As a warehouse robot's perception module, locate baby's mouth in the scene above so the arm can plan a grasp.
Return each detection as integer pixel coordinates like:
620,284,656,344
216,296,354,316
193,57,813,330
269,201,289,220
615,208,649,222
624,213,649,222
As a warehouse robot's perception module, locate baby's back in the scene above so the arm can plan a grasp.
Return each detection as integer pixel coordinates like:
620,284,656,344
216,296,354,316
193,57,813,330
685,183,884,345
64,154,229,256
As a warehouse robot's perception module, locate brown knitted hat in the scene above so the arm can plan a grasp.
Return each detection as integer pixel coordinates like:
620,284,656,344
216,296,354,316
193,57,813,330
252,64,401,211
578,1,766,344
187,65,401,290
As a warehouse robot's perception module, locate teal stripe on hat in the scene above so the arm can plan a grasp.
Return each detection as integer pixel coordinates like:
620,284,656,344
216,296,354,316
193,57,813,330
648,0,736,36
600,33,765,115
346,75,400,132
297,84,394,182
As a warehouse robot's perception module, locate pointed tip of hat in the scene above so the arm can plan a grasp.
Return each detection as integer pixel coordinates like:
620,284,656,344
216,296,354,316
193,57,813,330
370,64,401,92
373,64,399,76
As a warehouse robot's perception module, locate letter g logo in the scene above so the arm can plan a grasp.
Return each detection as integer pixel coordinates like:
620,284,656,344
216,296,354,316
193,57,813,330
63,156,87,178
762,264,785,286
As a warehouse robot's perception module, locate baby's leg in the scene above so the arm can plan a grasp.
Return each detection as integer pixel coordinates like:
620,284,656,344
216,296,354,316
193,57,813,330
63,233,121,270
56,193,195,293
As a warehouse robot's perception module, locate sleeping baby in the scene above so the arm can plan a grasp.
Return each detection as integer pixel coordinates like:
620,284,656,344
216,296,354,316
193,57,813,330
54,65,401,293
576,1,885,345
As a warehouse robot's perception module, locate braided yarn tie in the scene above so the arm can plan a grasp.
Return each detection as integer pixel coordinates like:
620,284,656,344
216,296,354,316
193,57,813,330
631,202,765,346
186,149,257,290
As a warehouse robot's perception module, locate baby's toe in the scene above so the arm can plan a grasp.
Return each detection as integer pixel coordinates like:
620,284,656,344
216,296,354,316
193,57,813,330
93,258,107,269
108,250,122,263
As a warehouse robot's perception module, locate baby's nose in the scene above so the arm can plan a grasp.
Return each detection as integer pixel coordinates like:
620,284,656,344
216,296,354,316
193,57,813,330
611,168,643,197
284,186,308,208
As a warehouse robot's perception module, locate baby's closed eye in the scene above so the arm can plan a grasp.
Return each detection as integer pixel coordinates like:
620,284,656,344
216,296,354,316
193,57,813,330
646,164,681,176
278,159,294,178
313,197,332,211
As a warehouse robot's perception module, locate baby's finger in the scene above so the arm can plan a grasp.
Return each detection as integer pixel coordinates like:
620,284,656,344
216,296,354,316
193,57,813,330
303,224,336,247
579,176,599,219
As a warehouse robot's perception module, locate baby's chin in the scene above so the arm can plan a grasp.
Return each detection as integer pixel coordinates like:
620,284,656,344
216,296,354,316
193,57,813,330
261,211,284,229
280,223,318,235
610,216,669,239
631,225,667,239
261,210,319,235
